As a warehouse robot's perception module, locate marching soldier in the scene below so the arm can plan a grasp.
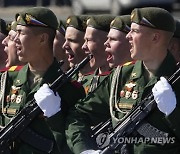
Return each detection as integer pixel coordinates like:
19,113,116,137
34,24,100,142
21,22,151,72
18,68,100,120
0,7,85,153
80,15,115,94
2,21,26,68
63,15,94,89
65,7,180,154
53,19,69,72
0,18,9,70
104,15,132,68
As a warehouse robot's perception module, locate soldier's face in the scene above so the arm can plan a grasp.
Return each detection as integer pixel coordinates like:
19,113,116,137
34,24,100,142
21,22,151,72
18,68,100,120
126,23,154,61
168,37,180,62
83,27,108,69
2,30,20,67
14,25,42,63
53,30,67,62
0,32,7,66
63,27,86,67
105,29,131,68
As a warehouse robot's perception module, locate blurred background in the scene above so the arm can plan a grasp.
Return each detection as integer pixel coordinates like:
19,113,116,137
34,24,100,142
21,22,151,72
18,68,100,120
0,0,180,21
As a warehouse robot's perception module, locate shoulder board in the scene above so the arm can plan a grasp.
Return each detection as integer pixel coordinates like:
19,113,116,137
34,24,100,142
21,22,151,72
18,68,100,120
8,66,23,71
122,61,136,66
0,67,9,72
99,71,111,76
83,71,94,76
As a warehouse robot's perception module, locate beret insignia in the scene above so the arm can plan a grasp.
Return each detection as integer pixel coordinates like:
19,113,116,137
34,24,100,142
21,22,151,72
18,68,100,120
66,17,71,25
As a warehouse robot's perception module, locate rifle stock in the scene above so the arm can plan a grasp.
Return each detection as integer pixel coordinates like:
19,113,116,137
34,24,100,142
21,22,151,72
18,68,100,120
0,54,93,153
93,63,180,154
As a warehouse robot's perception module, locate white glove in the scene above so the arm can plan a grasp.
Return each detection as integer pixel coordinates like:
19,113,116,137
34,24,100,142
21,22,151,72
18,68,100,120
34,84,61,117
80,150,102,154
152,77,177,116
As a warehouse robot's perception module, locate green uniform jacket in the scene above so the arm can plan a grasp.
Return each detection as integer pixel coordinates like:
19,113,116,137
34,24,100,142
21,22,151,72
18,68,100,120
0,60,85,154
72,68,111,96
66,68,111,152
66,52,180,154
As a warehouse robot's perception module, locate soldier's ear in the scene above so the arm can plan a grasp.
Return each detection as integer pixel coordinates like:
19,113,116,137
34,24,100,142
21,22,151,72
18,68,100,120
152,32,160,43
39,33,48,45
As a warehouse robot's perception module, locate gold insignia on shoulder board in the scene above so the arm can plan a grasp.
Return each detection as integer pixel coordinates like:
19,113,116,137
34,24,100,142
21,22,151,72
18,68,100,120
131,73,136,77
16,80,21,84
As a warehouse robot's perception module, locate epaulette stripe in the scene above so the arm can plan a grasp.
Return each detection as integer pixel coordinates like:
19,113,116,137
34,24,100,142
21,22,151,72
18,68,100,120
84,71,94,76
8,66,17,71
0,67,9,72
15,66,23,71
123,61,136,66
99,71,111,76
8,66,23,71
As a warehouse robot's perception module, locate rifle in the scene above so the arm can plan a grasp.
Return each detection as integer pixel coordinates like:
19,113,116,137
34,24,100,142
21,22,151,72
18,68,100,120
93,63,180,154
0,54,93,153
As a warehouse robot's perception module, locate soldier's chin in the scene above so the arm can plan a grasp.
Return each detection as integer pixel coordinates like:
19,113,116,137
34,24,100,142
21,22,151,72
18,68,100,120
90,62,95,68
69,62,75,68
18,56,26,63
109,62,115,68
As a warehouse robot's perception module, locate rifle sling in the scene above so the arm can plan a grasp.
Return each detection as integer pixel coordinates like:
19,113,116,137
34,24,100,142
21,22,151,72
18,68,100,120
20,128,54,153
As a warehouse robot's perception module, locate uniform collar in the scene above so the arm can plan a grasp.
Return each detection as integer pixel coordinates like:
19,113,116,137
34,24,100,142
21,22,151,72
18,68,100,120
13,59,62,87
94,67,112,76
129,52,176,81
155,52,176,78
42,59,62,84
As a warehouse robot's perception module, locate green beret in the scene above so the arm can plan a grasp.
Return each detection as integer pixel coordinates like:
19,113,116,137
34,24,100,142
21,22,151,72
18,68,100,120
131,7,175,33
86,15,115,32
173,20,180,38
0,18,9,35
58,19,66,36
110,15,131,33
15,7,58,30
66,15,89,32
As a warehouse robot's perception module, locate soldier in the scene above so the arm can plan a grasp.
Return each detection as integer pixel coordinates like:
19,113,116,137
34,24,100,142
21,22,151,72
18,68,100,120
62,15,94,89
0,7,85,153
65,7,180,154
2,21,26,68
53,19,69,72
104,15,132,68
65,15,132,154
81,15,115,94
168,19,180,62
0,18,8,70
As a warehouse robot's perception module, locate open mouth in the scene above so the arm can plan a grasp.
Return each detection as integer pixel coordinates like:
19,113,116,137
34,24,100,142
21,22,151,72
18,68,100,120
68,54,75,62
16,46,22,55
107,52,113,62
129,42,133,53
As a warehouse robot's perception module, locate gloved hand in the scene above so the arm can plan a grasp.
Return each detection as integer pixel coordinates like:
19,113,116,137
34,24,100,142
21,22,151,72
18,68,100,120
34,84,61,117
152,77,177,116
80,150,102,154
